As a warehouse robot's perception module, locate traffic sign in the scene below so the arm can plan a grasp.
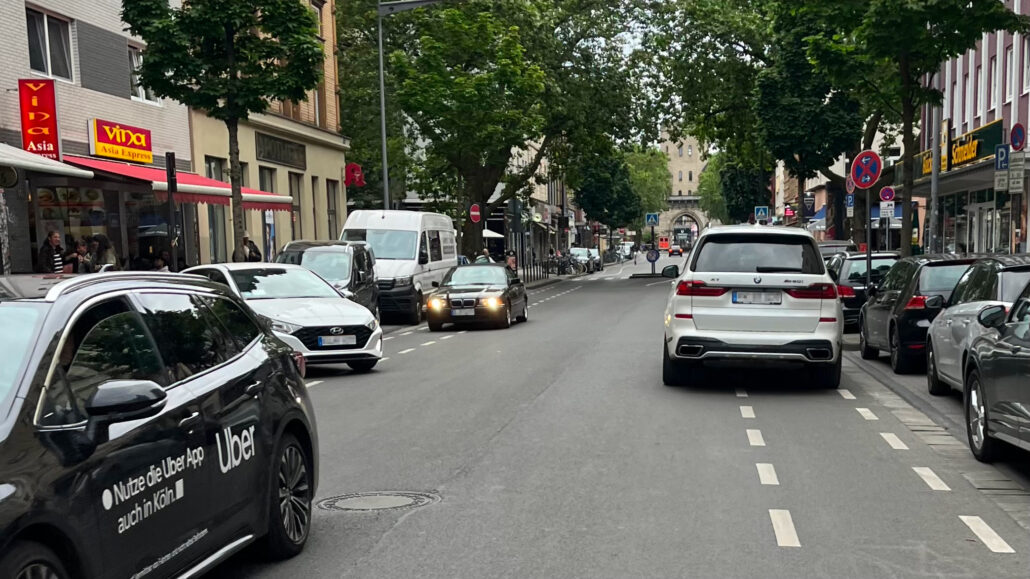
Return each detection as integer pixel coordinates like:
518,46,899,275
646,249,660,263
846,193,855,218
995,144,1010,171
645,213,660,227
1013,123,1026,152
846,175,856,195
469,203,482,224
784,205,795,217
754,206,769,221
879,186,895,202
997,144,1013,192
1010,150,1026,191
995,170,1010,192
851,150,883,189
879,201,895,219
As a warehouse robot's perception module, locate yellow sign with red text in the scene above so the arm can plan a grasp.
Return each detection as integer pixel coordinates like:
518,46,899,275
89,118,153,164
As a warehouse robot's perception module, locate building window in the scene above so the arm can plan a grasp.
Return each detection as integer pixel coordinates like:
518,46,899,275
239,162,249,187
963,73,971,125
289,172,303,240
990,56,997,110
677,145,683,157
326,179,339,238
1006,45,1014,103
975,65,982,117
310,0,325,37
688,145,693,157
688,171,693,182
26,9,73,80
128,47,159,102
678,170,683,182
204,156,226,182
310,176,319,238
1024,37,1030,94
677,190,682,196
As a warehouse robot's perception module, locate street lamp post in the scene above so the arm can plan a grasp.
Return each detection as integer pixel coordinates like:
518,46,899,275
377,0,450,211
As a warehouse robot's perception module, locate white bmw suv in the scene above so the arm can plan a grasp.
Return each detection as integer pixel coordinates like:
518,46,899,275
662,225,844,388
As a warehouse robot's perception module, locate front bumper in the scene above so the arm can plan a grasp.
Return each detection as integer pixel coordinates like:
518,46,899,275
426,305,507,324
275,325,384,364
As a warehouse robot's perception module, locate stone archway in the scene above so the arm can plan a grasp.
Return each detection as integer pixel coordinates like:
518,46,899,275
669,211,705,247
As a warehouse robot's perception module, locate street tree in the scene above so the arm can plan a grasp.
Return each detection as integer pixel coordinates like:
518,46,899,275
570,144,642,232
122,0,323,255
624,146,671,222
696,153,729,224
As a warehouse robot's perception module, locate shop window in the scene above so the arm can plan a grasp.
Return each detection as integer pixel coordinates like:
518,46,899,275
128,46,159,103
326,179,339,239
26,9,73,80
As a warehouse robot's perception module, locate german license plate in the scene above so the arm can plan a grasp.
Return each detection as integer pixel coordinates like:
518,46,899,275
319,335,357,346
453,308,475,316
733,291,781,305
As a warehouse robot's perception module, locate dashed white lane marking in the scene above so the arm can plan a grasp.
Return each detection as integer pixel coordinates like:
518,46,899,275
747,429,766,447
458,330,468,334
418,327,429,331
401,331,413,336
856,408,878,420
735,388,748,398
398,348,415,354
421,341,436,346
757,463,779,485
839,389,857,400
769,510,801,547
383,336,395,341
306,380,323,388
441,335,454,340
912,467,950,491
959,516,1015,553
740,406,755,419
380,357,390,362
880,433,909,450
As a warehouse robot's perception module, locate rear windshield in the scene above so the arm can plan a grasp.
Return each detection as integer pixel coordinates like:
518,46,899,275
1001,270,1030,302
843,257,898,282
693,234,823,274
276,251,352,282
919,263,972,293
0,303,45,402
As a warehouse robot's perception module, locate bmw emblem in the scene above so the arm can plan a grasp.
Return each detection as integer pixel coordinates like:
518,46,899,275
330,327,345,335
753,276,762,284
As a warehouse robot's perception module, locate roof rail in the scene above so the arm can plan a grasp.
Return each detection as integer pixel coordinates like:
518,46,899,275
43,271,207,302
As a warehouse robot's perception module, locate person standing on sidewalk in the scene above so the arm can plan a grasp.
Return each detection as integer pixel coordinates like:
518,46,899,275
36,231,70,273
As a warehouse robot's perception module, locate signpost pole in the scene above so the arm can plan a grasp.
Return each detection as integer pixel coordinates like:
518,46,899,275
650,225,656,275
866,187,872,291
165,151,179,272
930,79,942,254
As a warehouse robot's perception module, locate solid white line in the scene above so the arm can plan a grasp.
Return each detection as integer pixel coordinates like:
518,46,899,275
736,389,748,398
880,432,909,450
769,509,801,547
912,467,951,491
747,429,766,447
421,341,436,346
856,408,879,421
398,348,415,354
959,516,1015,553
440,335,454,340
740,406,756,419
401,331,413,336
839,389,857,400
757,463,779,486
306,380,323,388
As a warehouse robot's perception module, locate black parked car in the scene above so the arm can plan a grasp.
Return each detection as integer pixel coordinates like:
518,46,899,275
0,273,317,579
859,254,978,373
276,240,379,317
818,240,857,262
826,251,900,329
964,281,1030,462
424,264,528,330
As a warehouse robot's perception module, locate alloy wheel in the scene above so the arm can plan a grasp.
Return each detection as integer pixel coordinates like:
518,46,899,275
968,378,986,451
278,444,312,544
17,564,62,579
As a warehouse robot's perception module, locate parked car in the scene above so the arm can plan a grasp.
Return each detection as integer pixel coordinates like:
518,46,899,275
569,248,599,273
0,272,317,579
661,225,843,388
859,254,978,374
340,210,459,324
669,245,683,257
962,280,1030,461
926,255,1030,395
276,240,379,317
183,263,383,372
424,264,528,330
818,240,857,262
825,251,900,329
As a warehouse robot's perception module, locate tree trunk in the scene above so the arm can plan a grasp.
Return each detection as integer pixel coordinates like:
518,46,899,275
899,55,916,257
226,117,247,261
797,173,805,228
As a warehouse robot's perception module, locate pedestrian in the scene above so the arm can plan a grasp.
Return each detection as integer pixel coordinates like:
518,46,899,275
505,250,517,274
153,256,169,272
70,239,94,273
92,234,119,271
233,231,263,262
474,248,493,264
36,231,69,273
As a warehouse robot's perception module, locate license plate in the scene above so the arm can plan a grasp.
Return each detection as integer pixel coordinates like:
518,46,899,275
453,308,475,316
733,291,782,305
319,335,357,346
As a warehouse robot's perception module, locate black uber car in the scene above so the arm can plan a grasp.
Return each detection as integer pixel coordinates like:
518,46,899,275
276,240,379,317
424,264,528,330
859,254,978,374
0,273,317,579
826,251,899,329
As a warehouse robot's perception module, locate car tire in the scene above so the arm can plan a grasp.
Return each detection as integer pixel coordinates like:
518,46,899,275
811,357,842,389
889,327,916,374
926,341,950,396
516,301,528,323
348,359,378,372
0,541,70,579
497,303,512,329
965,368,999,463
859,318,878,360
428,318,444,332
262,433,314,560
662,343,691,387
406,292,423,325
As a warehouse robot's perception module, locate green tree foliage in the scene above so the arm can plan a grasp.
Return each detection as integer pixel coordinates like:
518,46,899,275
624,146,671,220
570,144,641,230
122,0,323,253
696,154,728,224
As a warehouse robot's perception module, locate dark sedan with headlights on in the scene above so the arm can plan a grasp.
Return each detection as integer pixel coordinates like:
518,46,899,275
424,264,528,331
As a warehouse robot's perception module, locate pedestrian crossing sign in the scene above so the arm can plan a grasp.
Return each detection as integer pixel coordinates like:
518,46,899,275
645,213,660,227
754,206,769,221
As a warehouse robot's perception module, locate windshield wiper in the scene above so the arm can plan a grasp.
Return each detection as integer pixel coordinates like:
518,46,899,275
755,266,805,273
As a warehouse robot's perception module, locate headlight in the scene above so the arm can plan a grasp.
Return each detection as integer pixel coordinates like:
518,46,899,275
394,276,413,287
429,297,445,310
262,317,302,334
366,317,379,331
483,296,502,309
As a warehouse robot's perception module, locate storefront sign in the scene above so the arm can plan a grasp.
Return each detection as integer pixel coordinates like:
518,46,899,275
18,79,61,160
89,119,153,164
344,163,365,186
256,133,306,170
918,119,1003,178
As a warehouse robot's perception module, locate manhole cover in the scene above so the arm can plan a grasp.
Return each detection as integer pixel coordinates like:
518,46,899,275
317,491,440,512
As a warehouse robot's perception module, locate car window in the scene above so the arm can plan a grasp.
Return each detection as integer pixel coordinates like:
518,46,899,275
949,266,977,306
0,303,46,404
443,267,508,286
880,261,912,291
1000,270,1030,303
844,257,898,282
276,251,303,265
420,232,430,262
919,263,972,294
199,295,263,352
428,230,443,262
300,251,352,283
40,299,164,427
192,268,231,286
439,230,457,260
692,234,823,274
230,267,340,300
341,229,417,260
135,293,231,383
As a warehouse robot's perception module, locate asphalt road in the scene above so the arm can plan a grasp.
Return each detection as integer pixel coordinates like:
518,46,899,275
216,256,1030,578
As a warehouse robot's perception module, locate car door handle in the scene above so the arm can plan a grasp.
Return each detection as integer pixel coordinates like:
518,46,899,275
178,412,201,429
245,381,264,397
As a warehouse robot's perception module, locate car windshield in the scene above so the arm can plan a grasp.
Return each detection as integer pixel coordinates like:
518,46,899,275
0,303,45,402
230,268,341,300
298,252,352,282
1000,270,1030,302
919,263,972,293
443,267,507,286
341,229,417,260
693,234,823,274
570,248,590,258
844,257,899,282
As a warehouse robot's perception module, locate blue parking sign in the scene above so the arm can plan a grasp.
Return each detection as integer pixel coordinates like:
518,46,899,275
846,194,855,208
996,144,1010,171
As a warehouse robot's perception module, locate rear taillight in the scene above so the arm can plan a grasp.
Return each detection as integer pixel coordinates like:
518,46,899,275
905,296,928,310
785,283,837,299
676,280,729,297
836,284,856,298
292,351,307,378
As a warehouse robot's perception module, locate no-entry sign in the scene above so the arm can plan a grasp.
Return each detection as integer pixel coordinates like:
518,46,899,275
469,203,482,224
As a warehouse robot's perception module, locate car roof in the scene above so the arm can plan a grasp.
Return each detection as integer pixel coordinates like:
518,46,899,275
282,240,361,252
458,263,507,268
901,253,988,267
191,262,309,272
841,251,900,260
976,254,1030,269
1,272,230,303
702,224,815,238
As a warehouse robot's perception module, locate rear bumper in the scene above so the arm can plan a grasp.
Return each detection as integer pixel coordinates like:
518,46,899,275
671,337,837,363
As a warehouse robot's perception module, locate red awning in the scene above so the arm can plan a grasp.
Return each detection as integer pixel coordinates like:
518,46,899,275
63,155,292,211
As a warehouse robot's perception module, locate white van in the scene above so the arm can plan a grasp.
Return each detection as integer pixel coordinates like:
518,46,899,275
341,210,458,324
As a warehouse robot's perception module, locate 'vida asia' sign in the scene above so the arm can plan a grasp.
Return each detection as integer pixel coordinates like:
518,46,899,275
18,79,61,160
89,118,153,164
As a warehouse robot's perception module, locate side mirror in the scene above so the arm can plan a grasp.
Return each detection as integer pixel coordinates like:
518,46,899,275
867,284,879,297
977,305,1007,329
340,289,355,299
432,281,440,288
662,265,680,278
924,295,945,310
357,270,368,283
85,380,167,443
419,253,430,265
